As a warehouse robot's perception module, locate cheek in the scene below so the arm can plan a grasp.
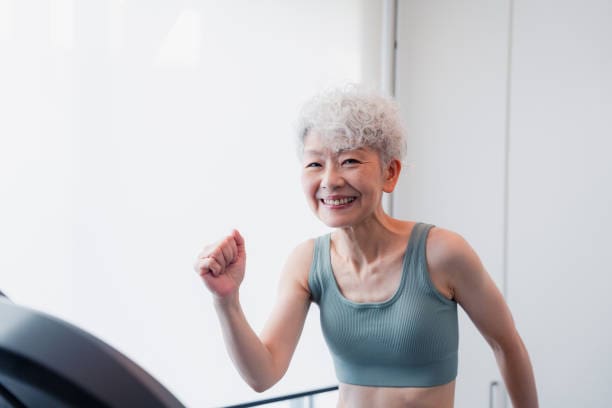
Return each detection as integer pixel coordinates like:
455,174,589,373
300,174,316,198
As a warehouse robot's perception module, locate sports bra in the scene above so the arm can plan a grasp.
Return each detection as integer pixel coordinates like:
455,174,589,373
308,223,458,387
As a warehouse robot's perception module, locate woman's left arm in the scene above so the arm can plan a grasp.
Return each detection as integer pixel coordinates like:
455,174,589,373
427,228,538,408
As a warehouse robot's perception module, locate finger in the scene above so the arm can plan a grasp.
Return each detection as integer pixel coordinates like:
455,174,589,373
197,242,218,259
232,229,245,248
209,248,228,270
199,257,223,277
220,237,238,265
194,257,210,276
232,229,246,259
195,254,222,275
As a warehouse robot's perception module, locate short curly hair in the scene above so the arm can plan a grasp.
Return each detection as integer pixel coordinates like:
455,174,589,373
296,84,406,165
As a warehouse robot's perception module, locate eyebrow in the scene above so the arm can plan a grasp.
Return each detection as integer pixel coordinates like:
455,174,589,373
303,147,367,156
337,147,367,154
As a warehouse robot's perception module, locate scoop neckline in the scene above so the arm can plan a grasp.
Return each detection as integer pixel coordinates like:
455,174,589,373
325,223,420,309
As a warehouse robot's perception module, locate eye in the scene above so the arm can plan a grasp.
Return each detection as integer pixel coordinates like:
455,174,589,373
305,162,322,168
342,158,361,165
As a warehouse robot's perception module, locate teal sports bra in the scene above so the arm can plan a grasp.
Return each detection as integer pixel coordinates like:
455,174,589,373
308,223,458,387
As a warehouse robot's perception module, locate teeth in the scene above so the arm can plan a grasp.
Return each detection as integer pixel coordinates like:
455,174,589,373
323,197,355,205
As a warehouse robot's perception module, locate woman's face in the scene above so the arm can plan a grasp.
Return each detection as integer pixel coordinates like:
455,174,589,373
300,132,398,228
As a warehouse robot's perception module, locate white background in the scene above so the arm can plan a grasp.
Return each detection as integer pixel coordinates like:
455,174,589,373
394,0,510,406
2,1,611,407
394,0,612,407
0,1,381,406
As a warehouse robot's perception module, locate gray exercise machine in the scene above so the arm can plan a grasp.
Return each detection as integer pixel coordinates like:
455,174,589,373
0,292,185,408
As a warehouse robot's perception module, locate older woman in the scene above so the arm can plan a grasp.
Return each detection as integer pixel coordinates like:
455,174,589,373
195,86,538,408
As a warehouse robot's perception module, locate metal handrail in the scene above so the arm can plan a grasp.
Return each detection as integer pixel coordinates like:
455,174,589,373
223,385,339,408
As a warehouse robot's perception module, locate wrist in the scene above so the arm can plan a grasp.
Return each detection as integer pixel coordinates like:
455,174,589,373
213,291,240,310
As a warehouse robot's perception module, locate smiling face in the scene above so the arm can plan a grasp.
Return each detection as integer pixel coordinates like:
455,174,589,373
300,132,401,228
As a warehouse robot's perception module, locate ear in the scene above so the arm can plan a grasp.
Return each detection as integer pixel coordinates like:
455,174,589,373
382,158,402,193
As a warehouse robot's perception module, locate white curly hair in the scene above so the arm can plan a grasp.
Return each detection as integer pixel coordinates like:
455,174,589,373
296,84,406,165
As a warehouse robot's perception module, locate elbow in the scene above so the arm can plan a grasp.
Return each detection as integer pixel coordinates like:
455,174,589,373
487,331,527,358
487,336,505,355
250,382,271,393
246,373,280,393
243,351,286,393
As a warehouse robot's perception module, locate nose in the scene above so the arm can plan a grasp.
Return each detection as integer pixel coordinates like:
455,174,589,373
321,165,345,190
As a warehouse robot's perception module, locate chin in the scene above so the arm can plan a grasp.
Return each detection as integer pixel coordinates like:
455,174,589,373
318,216,354,229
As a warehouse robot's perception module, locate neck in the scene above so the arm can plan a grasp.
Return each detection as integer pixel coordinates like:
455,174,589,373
333,206,408,266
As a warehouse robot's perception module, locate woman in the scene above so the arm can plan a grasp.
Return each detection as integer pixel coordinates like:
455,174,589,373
194,86,538,407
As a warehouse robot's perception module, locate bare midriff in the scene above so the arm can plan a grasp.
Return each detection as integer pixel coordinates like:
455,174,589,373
336,380,456,408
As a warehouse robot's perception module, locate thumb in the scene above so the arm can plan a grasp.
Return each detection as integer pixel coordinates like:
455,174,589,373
232,229,245,250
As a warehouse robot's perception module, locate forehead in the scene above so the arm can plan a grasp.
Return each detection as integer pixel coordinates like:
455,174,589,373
302,131,373,156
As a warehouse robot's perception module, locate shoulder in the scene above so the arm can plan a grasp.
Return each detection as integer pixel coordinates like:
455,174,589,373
426,226,488,299
279,238,317,294
285,238,316,268
426,226,475,266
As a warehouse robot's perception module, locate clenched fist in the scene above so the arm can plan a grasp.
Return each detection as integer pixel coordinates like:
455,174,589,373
194,229,246,299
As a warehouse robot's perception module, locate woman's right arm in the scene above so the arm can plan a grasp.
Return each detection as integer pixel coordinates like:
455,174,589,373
194,230,313,392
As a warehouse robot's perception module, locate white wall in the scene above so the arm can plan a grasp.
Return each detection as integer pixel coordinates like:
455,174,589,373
394,1,511,406
394,0,612,407
0,1,382,406
507,0,612,406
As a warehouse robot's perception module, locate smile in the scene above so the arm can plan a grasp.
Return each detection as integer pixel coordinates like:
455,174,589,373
321,197,356,206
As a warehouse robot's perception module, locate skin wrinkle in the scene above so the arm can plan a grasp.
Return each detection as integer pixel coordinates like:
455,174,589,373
296,85,406,165
197,86,538,408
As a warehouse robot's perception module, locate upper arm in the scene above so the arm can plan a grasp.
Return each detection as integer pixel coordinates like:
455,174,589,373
259,239,314,376
428,229,520,351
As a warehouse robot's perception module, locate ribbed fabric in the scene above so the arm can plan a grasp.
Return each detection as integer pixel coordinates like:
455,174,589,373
308,223,458,387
